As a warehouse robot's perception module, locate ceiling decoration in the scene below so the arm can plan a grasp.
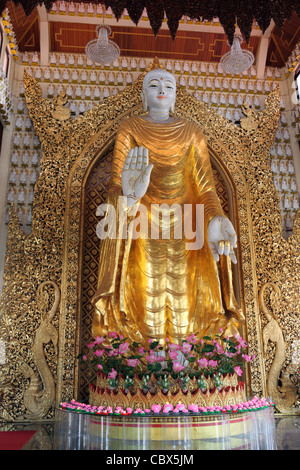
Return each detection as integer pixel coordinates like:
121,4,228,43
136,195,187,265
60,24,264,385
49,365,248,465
1,0,299,46
220,35,255,75
85,24,120,64
49,22,261,62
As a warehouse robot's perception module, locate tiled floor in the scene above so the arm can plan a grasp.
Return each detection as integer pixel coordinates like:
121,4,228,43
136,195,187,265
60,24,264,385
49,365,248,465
1,414,299,450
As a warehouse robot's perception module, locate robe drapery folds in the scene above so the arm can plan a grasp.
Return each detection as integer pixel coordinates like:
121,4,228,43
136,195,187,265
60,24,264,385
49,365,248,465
92,116,243,344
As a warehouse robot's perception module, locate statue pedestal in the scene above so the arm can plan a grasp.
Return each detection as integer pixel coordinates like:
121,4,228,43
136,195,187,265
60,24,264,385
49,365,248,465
53,405,277,450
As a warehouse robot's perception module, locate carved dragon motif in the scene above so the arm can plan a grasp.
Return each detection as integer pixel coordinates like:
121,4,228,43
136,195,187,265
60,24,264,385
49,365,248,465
259,282,299,414
20,281,60,419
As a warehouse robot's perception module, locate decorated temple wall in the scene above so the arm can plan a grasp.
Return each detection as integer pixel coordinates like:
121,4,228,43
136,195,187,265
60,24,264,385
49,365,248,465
0,0,299,309
0,47,299,354
3,52,299,244
284,66,300,194
0,14,17,327
0,8,299,419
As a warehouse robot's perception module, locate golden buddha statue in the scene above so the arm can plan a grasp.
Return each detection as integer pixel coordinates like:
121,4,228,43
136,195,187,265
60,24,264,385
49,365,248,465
92,68,244,345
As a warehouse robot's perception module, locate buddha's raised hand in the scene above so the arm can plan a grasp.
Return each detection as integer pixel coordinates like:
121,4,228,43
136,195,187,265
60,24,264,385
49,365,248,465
207,216,237,264
121,146,153,206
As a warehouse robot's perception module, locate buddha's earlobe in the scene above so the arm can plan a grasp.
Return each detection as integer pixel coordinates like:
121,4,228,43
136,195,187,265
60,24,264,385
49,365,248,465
141,91,148,112
170,100,175,114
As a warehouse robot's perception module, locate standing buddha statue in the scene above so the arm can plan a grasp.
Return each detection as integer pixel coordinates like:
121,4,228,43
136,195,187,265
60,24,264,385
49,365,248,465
92,68,244,345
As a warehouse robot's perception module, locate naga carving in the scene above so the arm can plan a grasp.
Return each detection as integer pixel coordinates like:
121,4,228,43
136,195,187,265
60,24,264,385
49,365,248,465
259,282,299,414
20,281,60,419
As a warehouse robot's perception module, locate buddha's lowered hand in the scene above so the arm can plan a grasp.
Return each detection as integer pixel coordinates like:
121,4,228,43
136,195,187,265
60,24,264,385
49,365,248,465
208,215,237,263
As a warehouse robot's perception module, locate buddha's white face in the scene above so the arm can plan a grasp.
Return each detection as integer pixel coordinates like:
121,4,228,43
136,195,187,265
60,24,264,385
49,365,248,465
143,71,176,112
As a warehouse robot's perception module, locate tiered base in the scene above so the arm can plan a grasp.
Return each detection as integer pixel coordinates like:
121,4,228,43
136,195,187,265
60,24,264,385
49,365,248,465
54,405,277,450
89,372,246,410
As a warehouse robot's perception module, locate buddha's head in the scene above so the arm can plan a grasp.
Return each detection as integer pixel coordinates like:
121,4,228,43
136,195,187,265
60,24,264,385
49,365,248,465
141,68,176,114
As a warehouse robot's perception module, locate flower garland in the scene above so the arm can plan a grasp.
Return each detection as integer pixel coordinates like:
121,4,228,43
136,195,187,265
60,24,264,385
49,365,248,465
59,396,275,417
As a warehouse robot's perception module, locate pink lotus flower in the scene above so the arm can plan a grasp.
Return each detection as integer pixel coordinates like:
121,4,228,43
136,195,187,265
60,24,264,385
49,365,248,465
108,368,118,379
163,404,174,412
95,336,105,344
146,350,165,363
155,355,165,362
188,404,199,412
108,332,118,339
234,334,248,348
118,342,129,355
186,334,197,344
181,342,192,354
175,403,185,411
169,351,178,360
198,358,208,368
108,349,118,357
213,342,224,354
234,366,243,376
94,349,105,357
151,405,161,413
146,352,156,363
242,354,252,362
172,361,185,372
97,364,103,370
82,355,87,361
127,358,140,367
208,360,218,367
225,351,234,358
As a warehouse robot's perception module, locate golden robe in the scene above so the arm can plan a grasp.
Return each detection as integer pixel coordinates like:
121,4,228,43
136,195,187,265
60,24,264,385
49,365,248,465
92,116,243,344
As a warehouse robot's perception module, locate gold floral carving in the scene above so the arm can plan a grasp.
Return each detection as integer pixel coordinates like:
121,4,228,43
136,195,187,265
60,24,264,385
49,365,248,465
0,60,299,420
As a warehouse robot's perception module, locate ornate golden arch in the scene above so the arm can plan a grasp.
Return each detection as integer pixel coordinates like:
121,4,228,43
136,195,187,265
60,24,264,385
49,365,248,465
1,62,299,421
